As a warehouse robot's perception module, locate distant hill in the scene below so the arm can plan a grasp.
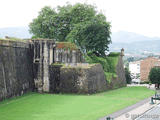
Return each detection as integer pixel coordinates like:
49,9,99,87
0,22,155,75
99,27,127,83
110,31,160,54
109,40,160,54
111,31,160,43
0,27,32,39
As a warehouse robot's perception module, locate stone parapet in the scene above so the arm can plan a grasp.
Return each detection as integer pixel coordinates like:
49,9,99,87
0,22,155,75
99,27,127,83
0,40,34,101
0,39,29,48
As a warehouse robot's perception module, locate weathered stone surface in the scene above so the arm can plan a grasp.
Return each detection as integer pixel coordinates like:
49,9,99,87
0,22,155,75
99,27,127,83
54,42,85,64
0,39,126,99
116,56,127,87
108,56,126,89
49,65,62,93
0,40,34,101
32,39,55,93
58,64,108,94
50,56,126,94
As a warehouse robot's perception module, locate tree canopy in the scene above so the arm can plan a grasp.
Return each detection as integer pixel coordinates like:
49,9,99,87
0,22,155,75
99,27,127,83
149,67,160,85
125,68,132,84
29,3,111,56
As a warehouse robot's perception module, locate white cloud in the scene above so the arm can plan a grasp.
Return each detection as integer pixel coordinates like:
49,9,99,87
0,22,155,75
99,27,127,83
0,0,160,37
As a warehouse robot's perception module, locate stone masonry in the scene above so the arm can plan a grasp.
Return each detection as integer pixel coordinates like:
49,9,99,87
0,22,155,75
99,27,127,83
0,40,34,101
0,39,126,100
54,42,85,64
32,39,55,93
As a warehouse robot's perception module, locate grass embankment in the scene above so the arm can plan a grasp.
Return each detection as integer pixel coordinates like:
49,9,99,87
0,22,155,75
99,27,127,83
0,87,154,120
85,52,120,82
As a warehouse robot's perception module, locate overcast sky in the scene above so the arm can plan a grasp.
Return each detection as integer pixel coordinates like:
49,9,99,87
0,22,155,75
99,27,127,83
0,0,160,37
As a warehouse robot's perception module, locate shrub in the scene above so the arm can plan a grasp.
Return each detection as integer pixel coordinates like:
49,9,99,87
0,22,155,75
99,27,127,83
149,67,160,88
85,52,120,82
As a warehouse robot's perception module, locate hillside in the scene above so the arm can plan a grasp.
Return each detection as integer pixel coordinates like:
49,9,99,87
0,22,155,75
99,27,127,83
110,31,160,54
109,40,160,54
111,31,160,43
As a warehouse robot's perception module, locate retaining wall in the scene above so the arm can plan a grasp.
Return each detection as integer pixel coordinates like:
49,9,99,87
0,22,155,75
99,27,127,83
49,56,126,94
0,40,34,101
49,64,107,94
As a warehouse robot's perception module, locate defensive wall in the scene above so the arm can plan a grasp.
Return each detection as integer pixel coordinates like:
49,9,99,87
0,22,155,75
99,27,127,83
0,39,126,101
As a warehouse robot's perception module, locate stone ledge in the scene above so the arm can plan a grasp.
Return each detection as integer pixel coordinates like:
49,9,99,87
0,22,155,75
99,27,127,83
0,39,29,48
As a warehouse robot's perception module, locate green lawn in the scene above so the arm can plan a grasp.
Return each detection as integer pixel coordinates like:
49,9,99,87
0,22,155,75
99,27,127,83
0,87,154,120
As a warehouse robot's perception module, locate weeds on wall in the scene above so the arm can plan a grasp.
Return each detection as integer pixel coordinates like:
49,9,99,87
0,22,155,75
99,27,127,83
85,52,120,82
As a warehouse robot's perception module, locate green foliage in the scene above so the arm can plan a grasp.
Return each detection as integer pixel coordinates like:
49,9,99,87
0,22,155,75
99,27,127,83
29,3,111,56
85,52,119,81
29,4,97,40
108,52,120,57
105,72,117,83
29,6,57,39
149,67,160,84
66,19,111,56
0,87,154,120
125,68,132,84
31,35,39,39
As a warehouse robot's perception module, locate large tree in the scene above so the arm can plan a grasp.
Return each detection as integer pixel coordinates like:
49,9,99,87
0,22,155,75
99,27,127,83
29,3,111,56
149,67,160,88
66,13,111,56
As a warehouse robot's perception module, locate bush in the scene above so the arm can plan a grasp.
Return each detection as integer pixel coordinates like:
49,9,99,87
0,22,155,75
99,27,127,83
149,67,160,88
85,52,120,82
125,68,132,84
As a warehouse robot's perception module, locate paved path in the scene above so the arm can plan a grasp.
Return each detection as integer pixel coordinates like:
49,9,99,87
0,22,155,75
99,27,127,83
135,104,160,120
99,97,160,120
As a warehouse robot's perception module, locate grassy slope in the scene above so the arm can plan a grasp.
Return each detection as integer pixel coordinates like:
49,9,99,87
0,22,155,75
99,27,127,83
85,52,120,82
0,87,154,120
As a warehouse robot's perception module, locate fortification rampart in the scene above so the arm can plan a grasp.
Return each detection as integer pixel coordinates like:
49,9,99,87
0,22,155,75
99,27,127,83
0,40,34,101
0,39,126,101
0,40,29,48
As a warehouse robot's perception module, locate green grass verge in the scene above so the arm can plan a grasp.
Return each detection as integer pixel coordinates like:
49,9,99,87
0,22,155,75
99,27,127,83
0,87,154,120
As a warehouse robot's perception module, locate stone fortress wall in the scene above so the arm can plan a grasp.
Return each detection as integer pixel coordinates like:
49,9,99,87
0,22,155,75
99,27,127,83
58,64,108,94
0,40,34,101
0,39,126,100
57,55,126,94
32,39,55,93
108,55,126,89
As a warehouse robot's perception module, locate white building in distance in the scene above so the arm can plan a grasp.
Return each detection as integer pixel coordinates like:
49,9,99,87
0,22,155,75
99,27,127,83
129,61,141,83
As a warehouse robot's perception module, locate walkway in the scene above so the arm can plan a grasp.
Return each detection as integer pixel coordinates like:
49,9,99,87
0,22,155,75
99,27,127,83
135,104,160,120
99,97,160,120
